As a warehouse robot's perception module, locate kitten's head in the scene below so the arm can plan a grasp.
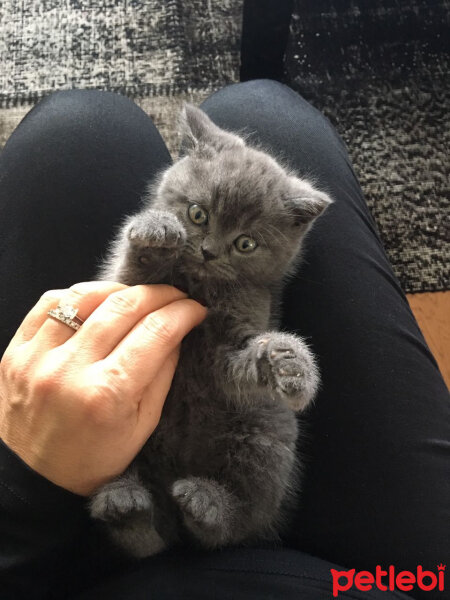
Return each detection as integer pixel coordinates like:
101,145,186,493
152,103,331,286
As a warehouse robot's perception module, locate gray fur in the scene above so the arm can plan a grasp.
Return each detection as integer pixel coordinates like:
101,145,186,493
90,103,332,557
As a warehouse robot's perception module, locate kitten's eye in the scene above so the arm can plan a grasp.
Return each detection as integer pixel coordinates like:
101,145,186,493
235,235,257,253
188,204,208,225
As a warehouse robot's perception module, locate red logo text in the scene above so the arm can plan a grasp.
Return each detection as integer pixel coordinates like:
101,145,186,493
331,564,445,597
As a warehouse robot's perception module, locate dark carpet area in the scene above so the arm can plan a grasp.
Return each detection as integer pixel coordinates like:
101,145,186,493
283,0,450,293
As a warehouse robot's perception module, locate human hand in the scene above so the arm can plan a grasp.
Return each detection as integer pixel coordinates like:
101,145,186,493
0,281,207,496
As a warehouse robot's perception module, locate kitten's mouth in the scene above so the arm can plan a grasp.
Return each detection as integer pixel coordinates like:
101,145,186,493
180,255,230,284
175,266,210,306
183,260,210,278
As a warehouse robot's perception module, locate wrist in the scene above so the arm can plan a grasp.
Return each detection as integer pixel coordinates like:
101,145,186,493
0,437,89,513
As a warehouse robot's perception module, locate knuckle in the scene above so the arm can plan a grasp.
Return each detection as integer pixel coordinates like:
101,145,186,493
31,353,68,396
106,290,139,315
69,282,88,293
40,289,63,304
69,281,96,296
81,382,117,425
103,364,128,390
67,283,92,303
83,384,109,408
32,368,62,396
1,348,33,384
142,312,178,343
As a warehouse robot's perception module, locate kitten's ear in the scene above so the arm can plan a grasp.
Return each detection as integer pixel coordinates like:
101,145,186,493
179,103,245,153
286,178,332,226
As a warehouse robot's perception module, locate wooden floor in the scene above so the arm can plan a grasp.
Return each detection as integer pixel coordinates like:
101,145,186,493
407,291,450,388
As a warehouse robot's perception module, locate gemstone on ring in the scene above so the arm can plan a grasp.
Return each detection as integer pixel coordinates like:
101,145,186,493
59,304,78,320
47,303,84,331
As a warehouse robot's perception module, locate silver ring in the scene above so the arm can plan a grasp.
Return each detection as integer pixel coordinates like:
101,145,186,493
47,304,84,331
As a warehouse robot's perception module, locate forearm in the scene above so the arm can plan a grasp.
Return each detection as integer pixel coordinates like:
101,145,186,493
98,236,176,285
213,336,261,397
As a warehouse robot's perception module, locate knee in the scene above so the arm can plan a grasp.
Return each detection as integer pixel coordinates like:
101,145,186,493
233,78,304,101
7,89,156,159
32,88,118,117
202,78,296,105
28,89,144,124
30,89,142,134
200,78,322,127
199,79,342,166
225,78,296,97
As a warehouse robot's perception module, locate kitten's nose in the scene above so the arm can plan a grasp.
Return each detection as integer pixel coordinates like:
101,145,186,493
201,246,217,261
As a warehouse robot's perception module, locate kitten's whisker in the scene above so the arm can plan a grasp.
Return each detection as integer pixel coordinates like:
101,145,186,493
260,224,283,244
256,225,274,243
257,230,270,248
264,223,290,244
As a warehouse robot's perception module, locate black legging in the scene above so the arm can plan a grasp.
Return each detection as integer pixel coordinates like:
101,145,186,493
0,81,448,600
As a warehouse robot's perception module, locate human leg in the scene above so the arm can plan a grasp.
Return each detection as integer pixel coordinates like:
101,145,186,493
199,79,449,596
0,90,172,355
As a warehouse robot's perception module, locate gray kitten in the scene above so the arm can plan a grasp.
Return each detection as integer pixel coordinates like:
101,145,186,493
89,104,331,558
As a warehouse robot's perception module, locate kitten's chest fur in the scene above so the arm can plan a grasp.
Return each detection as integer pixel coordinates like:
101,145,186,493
139,285,273,478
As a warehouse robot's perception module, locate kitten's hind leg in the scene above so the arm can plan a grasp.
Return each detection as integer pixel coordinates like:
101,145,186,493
89,467,153,522
108,515,167,559
90,469,172,559
172,477,237,548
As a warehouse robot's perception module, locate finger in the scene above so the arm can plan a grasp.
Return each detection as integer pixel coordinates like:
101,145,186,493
134,347,180,445
63,285,189,362
102,298,207,394
31,281,128,350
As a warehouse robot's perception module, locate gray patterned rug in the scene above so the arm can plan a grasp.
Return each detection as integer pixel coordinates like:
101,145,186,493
284,0,449,293
0,0,243,156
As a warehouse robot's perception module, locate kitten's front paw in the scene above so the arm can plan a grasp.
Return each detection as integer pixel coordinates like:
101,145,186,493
127,210,186,254
252,332,319,411
89,478,153,522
